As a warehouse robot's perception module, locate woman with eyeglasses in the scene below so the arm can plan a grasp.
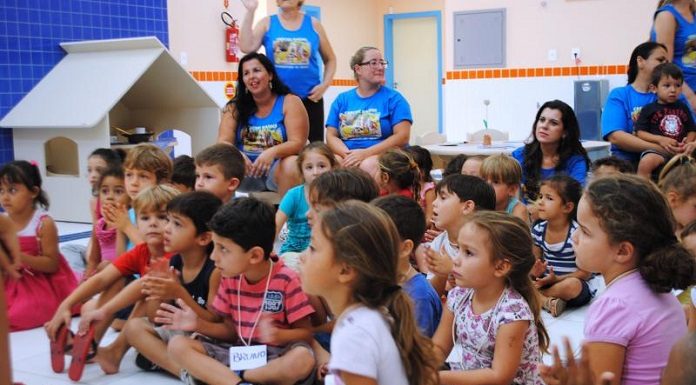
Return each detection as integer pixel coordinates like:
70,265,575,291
239,0,336,144
326,46,413,176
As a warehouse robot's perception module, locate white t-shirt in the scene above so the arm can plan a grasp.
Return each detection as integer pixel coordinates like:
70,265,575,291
325,305,408,385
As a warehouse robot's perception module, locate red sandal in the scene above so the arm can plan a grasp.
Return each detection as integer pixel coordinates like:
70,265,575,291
49,324,74,373
68,323,97,381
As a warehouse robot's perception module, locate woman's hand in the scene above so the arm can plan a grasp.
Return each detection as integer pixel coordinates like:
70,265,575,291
308,83,329,103
156,298,198,332
342,149,369,168
251,150,275,177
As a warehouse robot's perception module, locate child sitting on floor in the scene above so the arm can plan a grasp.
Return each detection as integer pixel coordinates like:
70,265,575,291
194,143,245,204
372,195,442,337
530,175,592,317
480,154,529,224
1,161,78,332
161,198,316,385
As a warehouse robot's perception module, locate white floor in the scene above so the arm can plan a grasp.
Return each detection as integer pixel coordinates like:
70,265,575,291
8,222,591,384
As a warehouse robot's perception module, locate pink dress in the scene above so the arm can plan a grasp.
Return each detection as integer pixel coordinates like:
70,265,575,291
94,217,117,262
4,209,78,331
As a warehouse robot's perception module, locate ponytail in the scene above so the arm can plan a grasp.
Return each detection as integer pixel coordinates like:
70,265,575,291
639,242,696,293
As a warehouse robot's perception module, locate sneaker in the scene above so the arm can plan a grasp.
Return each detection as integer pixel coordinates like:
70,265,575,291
135,353,160,372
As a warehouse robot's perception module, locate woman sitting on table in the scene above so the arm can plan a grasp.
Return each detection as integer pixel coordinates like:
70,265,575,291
602,41,690,165
217,52,309,196
326,46,412,176
512,100,590,202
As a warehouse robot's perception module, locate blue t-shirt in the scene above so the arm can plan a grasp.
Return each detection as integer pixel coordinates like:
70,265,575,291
263,14,321,99
326,86,412,150
601,85,695,163
236,94,288,162
403,273,442,338
126,207,136,251
651,5,696,91
278,184,311,254
511,147,588,187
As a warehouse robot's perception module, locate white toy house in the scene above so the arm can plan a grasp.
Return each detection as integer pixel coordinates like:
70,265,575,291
0,37,221,222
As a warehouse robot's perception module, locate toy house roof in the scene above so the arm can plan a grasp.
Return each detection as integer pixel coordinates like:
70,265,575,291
0,36,218,129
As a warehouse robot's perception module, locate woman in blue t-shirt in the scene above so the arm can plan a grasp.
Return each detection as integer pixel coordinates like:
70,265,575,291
326,46,413,177
512,100,590,202
217,52,309,196
601,42,686,164
652,0,696,109
238,0,336,144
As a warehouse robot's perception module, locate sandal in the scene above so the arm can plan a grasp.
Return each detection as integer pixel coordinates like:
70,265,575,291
49,324,74,373
68,323,97,381
543,297,567,317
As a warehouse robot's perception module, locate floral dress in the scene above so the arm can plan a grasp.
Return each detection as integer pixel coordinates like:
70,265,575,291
446,286,544,385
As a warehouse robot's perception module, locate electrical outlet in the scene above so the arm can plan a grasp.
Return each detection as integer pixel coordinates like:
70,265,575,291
180,52,188,66
548,49,558,62
571,48,581,61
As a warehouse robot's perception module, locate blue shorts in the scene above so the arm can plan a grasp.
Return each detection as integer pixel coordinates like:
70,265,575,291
238,158,280,192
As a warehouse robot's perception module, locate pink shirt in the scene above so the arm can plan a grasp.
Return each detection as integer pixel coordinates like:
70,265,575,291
212,259,314,346
584,271,685,385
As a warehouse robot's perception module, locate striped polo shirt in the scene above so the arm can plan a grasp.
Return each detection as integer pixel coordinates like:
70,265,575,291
531,220,579,276
212,258,314,346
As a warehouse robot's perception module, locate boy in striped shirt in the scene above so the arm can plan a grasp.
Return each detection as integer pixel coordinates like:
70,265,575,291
161,197,315,385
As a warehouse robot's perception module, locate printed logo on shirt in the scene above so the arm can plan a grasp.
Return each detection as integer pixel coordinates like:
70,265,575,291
631,106,643,125
262,291,284,313
338,109,382,140
273,38,311,67
660,114,684,138
682,35,696,67
241,124,283,153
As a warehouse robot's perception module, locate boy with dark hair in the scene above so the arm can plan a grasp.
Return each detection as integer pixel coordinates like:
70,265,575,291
195,143,246,203
171,155,197,193
590,156,635,179
635,62,696,179
162,198,315,385
421,174,496,296
306,168,379,226
372,195,442,337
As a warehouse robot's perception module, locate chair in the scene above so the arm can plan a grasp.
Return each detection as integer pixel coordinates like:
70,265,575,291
466,129,509,143
415,132,447,146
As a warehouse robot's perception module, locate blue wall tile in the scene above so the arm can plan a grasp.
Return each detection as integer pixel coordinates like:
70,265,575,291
0,0,170,164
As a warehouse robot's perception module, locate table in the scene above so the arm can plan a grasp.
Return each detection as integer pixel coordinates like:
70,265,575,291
423,140,611,167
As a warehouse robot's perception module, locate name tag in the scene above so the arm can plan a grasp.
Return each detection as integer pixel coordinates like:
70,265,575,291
229,345,267,371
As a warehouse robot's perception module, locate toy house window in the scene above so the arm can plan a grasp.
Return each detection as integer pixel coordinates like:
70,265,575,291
44,137,79,176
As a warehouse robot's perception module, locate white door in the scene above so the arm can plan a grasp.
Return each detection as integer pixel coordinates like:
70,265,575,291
392,17,439,144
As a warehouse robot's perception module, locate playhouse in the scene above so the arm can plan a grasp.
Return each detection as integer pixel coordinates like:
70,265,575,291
0,37,221,222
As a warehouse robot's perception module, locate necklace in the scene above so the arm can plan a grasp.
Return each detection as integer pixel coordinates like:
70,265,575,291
237,261,274,346
604,268,637,290
452,286,508,364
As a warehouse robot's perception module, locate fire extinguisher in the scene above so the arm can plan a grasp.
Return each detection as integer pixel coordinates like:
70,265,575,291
222,11,239,62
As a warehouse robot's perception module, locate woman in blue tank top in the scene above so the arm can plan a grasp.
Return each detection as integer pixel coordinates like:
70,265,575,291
652,0,696,110
326,47,413,178
217,52,309,196
239,0,336,144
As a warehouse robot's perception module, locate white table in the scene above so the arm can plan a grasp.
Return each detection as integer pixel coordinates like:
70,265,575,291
423,140,611,163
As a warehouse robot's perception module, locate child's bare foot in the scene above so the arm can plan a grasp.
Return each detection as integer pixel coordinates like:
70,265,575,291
94,345,122,374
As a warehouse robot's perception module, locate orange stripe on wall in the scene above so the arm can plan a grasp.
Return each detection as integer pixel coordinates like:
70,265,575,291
188,65,628,84
446,64,627,80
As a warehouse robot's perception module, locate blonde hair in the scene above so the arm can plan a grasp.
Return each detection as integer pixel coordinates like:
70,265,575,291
378,149,421,199
123,144,173,183
320,201,439,385
349,46,379,80
463,211,550,353
658,153,696,200
133,184,179,215
480,154,523,185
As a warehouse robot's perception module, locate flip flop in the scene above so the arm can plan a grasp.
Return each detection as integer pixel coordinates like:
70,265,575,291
49,325,73,373
68,323,97,381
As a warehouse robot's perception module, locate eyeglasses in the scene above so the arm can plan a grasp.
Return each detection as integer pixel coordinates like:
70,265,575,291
358,60,389,69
